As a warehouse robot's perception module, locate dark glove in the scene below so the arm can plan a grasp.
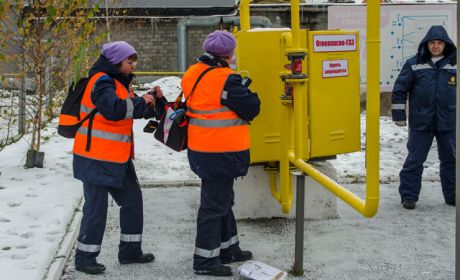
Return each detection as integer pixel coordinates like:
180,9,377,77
143,120,159,133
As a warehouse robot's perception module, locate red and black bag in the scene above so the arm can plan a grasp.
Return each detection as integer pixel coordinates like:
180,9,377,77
153,66,218,152
153,93,188,152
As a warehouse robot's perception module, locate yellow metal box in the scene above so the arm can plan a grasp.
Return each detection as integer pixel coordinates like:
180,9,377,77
236,29,308,163
237,29,360,163
307,30,361,158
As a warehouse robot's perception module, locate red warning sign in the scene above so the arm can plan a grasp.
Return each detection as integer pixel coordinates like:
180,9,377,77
314,34,357,52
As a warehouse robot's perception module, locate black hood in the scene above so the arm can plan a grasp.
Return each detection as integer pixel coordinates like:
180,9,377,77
88,55,134,88
417,25,456,63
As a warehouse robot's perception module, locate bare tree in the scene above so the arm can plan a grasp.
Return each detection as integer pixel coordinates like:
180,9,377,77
101,0,130,43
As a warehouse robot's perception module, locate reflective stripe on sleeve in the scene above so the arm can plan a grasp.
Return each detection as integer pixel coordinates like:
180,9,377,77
78,127,132,143
411,64,432,71
120,233,142,242
391,104,406,110
187,107,231,115
189,118,249,128
125,98,134,119
194,247,220,258
77,241,101,253
221,235,238,249
80,104,94,114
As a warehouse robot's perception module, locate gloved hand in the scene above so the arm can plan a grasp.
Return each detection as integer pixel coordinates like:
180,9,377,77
142,93,155,106
148,86,163,98
395,121,406,127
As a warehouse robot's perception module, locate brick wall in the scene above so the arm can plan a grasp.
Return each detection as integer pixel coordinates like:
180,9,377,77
99,6,328,72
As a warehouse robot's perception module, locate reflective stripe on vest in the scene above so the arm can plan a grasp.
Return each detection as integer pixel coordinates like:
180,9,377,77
412,63,432,71
443,64,456,70
81,99,133,119
181,63,251,152
73,72,135,163
189,118,249,127
78,126,132,143
187,106,231,115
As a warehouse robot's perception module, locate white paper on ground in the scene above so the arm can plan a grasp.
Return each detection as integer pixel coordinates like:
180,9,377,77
237,260,288,280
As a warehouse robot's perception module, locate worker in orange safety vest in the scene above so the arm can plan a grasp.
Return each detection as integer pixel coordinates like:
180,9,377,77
73,41,166,275
182,31,261,277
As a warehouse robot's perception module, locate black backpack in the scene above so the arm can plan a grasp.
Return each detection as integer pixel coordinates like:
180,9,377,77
57,77,97,138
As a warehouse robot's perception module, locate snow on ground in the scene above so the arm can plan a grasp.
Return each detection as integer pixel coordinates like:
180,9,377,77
0,77,440,280
0,89,21,142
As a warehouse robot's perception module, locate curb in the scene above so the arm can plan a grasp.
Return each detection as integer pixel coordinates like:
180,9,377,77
43,198,83,280
139,179,201,188
337,176,440,184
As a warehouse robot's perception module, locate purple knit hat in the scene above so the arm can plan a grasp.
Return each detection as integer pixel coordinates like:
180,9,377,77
102,41,137,65
203,31,236,57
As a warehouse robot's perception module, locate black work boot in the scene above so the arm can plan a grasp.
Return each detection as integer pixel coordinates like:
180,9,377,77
75,262,106,275
119,253,155,265
402,200,416,210
195,264,233,277
221,250,253,264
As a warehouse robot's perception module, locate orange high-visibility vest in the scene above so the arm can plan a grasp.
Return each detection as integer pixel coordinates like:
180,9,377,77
73,72,135,163
182,63,250,152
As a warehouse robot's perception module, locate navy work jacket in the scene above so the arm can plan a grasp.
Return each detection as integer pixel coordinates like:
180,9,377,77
392,25,457,131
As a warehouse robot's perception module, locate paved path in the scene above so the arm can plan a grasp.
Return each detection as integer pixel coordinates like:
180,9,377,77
61,182,455,280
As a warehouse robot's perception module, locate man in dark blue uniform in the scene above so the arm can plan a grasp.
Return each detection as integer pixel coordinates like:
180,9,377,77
392,25,457,210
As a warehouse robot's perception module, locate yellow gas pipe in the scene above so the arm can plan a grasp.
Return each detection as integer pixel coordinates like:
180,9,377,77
239,0,380,217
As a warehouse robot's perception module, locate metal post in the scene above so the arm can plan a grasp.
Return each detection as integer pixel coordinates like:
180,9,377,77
455,2,459,279
293,173,305,275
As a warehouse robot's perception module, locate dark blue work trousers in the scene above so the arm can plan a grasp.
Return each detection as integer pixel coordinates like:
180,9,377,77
193,178,241,270
75,162,144,266
399,129,456,204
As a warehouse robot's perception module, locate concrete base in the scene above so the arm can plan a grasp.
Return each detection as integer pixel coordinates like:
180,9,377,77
233,161,338,220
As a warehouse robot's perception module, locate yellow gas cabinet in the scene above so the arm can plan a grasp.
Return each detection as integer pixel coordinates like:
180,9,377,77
308,30,361,158
236,29,308,163
236,0,380,218
236,29,360,162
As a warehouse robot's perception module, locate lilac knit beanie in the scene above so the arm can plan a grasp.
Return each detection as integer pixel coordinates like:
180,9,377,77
102,41,137,65
202,31,236,57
